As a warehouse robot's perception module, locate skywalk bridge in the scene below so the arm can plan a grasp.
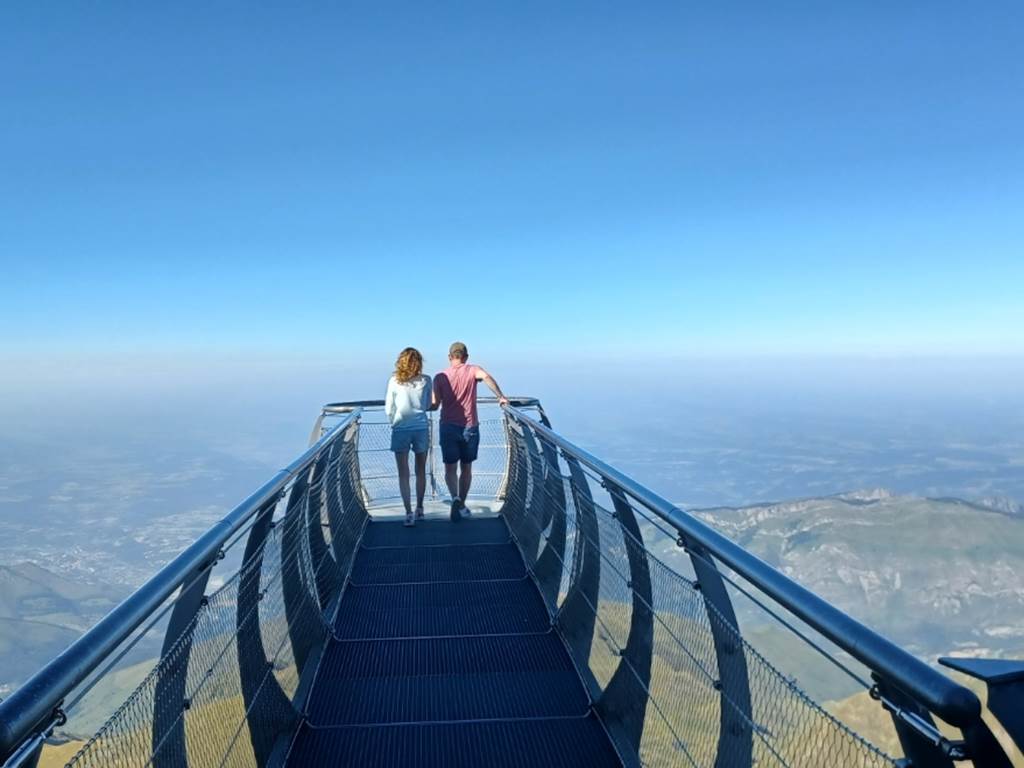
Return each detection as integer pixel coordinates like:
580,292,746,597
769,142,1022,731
1,399,1022,767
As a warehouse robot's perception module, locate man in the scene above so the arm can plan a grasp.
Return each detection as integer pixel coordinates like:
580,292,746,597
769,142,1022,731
432,341,509,522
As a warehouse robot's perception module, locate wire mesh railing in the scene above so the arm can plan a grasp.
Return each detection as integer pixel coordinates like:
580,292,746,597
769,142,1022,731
61,421,365,768
500,405,1008,768
0,412,367,768
313,399,545,507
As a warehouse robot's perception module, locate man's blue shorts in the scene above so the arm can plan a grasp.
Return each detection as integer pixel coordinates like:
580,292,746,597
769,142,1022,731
390,427,430,454
439,422,480,464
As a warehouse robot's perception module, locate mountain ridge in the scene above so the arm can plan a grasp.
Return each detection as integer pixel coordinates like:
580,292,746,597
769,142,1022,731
680,489,1024,666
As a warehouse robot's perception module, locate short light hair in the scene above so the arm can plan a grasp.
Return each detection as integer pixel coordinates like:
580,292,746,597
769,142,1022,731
449,341,468,360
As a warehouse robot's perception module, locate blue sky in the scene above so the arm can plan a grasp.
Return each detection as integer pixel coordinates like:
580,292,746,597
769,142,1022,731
2,2,1023,375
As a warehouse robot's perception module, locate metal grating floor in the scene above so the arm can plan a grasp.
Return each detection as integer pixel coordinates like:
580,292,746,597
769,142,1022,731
350,542,526,584
289,716,620,767
360,516,511,547
286,515,622,767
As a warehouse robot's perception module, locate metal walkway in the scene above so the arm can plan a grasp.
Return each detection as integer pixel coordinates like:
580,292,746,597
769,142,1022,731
286,514,621,767
3,398,1021,768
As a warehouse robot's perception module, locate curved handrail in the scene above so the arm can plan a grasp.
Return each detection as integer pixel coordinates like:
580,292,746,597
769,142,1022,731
310,397,543,446
0,408,363,762
320,396,541,412
502,405,982,729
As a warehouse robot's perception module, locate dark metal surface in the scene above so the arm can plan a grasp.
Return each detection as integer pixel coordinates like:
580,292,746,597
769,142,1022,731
288,716,621,768
149,558,214,768
351,542,525,584
281,469,318,673
534,435,569,608
940,657,1024,763
684,537,753,768
361,516,510,547
287,515,621,767
334,578,551,639
874,676,957,768
596,484,655,760
558,457,602,673
235,501,296,768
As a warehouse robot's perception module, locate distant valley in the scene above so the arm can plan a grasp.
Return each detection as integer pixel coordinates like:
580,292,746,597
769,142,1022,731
0,563,127,699
681,490,1024,666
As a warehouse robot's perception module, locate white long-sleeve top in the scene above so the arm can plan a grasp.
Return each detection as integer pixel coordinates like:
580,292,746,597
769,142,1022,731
384,374,432,430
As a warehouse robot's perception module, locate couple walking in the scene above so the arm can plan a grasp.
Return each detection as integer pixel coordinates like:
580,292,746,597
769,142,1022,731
384,341,509,526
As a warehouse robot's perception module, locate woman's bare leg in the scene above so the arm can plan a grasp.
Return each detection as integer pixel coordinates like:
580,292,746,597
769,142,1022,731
414,451,428,511
395,451,412,515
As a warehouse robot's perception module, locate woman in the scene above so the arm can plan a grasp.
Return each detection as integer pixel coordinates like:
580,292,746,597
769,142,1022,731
385,347,432,526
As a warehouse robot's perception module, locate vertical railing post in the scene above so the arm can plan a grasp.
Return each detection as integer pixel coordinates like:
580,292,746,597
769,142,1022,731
532,433,568,609
680,536,753,768
595,485,654,761
496,408,514,501
150,544,220,767
236,498,296,767
558,455,602,678
427,415,439,499
501,420,530,532
306,448,337,605
281,468,318,674
514,426,546,569
327,428,364,579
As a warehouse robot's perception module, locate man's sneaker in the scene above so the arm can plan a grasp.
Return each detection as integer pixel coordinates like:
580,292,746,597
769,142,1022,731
460,504,472,518
415,506,425,520
404,512,415,527
450,498,462,523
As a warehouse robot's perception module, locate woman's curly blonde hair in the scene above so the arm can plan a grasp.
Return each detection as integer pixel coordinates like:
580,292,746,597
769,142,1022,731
394,347,424,384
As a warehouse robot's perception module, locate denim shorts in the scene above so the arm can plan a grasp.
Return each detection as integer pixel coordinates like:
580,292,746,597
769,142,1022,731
390,427,429,454
439,422,480,464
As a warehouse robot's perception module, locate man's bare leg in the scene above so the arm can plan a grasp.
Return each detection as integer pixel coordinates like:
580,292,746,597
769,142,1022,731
458,461,473,507
445,462,462,522
445,462,459,499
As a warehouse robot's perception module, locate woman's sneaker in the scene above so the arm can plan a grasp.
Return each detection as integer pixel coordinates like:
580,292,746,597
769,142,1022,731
404,511,415,527
415,506,425,520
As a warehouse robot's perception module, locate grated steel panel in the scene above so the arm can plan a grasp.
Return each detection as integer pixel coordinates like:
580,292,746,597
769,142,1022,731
334,579,550,639
308,633,587,724
285,513,622,767
351,542,525,584
289,716,622,768
361,516,510,548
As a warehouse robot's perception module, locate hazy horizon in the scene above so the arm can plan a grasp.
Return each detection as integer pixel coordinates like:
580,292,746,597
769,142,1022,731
3,354,1022,512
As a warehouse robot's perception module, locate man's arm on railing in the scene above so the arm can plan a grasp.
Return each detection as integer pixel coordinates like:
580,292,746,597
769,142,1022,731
475,368,509,406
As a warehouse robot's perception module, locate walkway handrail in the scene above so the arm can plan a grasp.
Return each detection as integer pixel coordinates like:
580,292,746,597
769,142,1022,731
321,397,540,411
502,405,982,729
0,408,363,763
310,397,543,445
